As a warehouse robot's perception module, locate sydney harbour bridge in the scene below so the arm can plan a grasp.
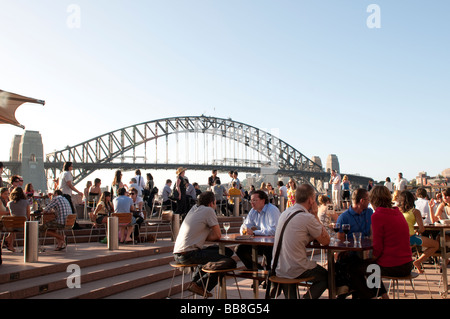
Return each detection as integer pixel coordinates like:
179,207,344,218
6,115,372,192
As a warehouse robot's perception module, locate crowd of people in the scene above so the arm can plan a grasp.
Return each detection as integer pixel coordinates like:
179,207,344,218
2,160,450,299
173,169,450,299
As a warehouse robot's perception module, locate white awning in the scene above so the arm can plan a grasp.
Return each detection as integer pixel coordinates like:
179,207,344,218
0,89,45,129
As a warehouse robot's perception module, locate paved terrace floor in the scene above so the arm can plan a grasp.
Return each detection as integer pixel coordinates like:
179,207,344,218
0,240,448,300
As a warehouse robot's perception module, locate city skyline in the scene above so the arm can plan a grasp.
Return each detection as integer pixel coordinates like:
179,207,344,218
1,1,449,183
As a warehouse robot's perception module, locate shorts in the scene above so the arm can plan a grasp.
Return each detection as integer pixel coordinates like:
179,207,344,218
342,190,350,201
409,235,423,246
40,220,65,232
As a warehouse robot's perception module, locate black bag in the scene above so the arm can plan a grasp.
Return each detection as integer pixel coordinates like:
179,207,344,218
172,187,179,199
202,258,237,271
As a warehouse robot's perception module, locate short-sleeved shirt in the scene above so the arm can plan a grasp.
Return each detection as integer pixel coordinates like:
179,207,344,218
59,171,73,195
173,205,219,254
273,203,324,278
113,195,134,213
44,195,72,224
336,206,373,237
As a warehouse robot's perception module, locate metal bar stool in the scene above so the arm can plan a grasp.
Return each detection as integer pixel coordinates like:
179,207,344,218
202,268,242,299
269,275,315,299
168,262,202,299
377,272,419,299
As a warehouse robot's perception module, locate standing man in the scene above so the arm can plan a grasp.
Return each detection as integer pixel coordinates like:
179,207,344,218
236,190,280,271
208,169,220,189
272,184,330,299
329,170,341,210
277,181,288,201
134,169,146,197
173,191,234,297
395,172,408,191
59,162,83,227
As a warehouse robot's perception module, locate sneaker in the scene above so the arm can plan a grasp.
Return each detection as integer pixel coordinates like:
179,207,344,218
187,282,212,298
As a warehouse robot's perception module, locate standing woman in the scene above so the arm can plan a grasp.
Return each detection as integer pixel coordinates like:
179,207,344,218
175,167,188,217
398,190,439,273
286,178,297,208
341,175,351,209
6,187,31,251
112,170,126,198
144,173,155,208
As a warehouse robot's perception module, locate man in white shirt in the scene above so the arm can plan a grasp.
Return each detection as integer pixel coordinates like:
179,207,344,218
395,172,408,191
330,170,341,210
277,181,288,200
272,184,330,299
415,187,432,225
236,190,280,271
134,169,146,196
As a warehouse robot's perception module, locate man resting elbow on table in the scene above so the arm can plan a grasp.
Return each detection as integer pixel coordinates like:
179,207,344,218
235,190,281,271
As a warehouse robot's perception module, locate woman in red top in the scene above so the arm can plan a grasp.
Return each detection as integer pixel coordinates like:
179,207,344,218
348,186,413,299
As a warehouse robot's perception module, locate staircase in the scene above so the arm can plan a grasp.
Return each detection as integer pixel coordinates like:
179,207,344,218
0,216,244,299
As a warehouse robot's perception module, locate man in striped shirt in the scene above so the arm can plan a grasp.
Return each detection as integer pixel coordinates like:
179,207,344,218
40,189,73,250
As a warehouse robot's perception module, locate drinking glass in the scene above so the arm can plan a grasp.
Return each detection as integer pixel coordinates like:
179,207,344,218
342,224,350,244
223,222,230,238
332,222,341,243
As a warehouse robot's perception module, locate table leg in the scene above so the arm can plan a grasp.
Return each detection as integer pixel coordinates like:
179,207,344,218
218,243,227,299
252,245,259,299
327,249,336,299
440,229,448,298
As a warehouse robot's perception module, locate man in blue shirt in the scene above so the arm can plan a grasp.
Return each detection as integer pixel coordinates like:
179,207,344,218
336,188,373,241
236,190,281,271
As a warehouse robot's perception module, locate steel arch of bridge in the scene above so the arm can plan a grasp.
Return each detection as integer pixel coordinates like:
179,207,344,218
45,116,344,187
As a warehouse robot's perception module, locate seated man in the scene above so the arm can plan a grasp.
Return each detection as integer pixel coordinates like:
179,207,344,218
173,191,234,297
272,184,330,299
113,187,136,243
40,189,73,251
336,188,373,241
236,190,280,271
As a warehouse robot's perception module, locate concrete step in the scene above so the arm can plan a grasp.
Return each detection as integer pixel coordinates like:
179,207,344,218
29,263,176,299
0,251,175,299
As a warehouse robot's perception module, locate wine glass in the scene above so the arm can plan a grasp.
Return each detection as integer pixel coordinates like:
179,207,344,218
332,222,341,244
223,222,230,238
342,224,350,244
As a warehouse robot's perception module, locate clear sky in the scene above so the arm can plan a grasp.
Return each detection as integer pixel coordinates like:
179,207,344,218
1,0,449,186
